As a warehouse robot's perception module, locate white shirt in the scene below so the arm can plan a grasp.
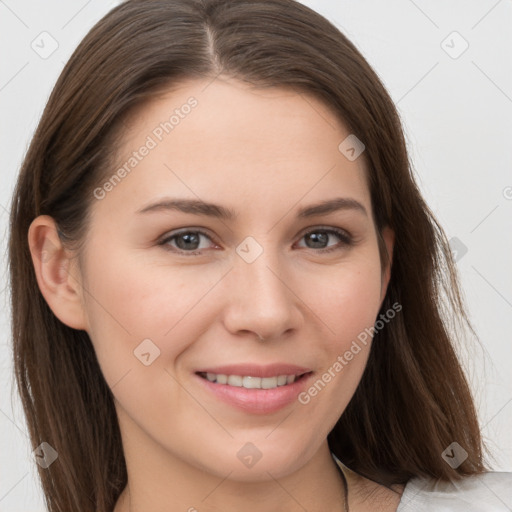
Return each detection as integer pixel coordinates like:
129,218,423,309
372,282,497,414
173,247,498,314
332,454,512,511
397,471,512,511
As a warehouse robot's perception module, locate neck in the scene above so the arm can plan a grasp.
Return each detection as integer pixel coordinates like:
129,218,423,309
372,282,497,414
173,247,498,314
115,444,347,512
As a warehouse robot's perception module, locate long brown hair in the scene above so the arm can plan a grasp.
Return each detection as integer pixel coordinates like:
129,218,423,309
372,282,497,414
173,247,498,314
9,0,491,510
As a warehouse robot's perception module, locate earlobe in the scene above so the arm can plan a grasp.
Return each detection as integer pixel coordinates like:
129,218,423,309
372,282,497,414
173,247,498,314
27,215,88,330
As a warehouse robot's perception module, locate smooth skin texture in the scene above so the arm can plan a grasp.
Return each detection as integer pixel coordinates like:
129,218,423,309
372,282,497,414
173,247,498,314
28,77,402,511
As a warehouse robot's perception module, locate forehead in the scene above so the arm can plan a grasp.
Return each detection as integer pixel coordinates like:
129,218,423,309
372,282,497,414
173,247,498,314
94,77,371,220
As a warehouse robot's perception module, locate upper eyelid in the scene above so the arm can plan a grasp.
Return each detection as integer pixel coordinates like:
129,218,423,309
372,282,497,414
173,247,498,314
159,227,219,245
295,226,352,243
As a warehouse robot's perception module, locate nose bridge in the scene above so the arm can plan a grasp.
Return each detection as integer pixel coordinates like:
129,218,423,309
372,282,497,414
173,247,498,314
222,236,302,338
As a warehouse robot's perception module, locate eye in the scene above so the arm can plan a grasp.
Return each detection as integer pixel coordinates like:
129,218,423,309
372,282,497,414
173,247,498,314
158,229,217,255
295,227,353,253
158,226,353,256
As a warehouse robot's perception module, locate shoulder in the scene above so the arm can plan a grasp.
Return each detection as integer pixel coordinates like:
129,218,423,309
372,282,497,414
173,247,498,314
397,471,512,511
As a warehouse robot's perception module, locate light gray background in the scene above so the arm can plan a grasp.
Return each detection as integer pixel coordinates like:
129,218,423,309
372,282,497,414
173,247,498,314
1,1,511,510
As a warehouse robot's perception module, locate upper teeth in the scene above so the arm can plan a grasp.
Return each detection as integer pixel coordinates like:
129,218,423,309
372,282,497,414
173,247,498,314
205,373,297,389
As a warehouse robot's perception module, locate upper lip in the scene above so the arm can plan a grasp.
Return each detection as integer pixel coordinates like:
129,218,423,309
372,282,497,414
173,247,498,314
195,364,312,378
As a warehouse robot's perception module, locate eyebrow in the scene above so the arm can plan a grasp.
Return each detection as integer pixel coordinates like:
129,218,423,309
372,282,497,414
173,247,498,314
136,197,368,219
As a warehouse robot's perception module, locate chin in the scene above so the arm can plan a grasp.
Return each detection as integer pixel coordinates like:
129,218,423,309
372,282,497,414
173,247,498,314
210,440,312,482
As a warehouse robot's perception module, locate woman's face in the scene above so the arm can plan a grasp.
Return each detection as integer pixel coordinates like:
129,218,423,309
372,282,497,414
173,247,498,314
76,77,393,481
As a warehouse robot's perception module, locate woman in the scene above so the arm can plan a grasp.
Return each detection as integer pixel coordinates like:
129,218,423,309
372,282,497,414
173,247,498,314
9,0,512,510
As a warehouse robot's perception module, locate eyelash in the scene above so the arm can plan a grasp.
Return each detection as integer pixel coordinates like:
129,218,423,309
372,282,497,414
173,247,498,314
158,226,354,256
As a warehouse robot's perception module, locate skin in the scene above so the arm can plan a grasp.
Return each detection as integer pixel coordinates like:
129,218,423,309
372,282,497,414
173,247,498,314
28,77,403,511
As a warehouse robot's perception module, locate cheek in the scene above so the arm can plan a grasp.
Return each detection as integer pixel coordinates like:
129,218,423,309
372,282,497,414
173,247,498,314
309,253,384,346
81,247,228,379
83,239,383,369
293,253,383,416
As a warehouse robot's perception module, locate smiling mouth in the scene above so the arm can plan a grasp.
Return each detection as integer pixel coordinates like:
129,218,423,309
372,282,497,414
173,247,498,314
196,371,311,390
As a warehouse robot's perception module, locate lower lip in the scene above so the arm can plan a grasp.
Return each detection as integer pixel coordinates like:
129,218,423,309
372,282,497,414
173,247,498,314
195,373,313,414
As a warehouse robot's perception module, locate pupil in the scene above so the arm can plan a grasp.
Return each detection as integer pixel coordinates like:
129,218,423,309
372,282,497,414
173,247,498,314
177,233,199,250
307,232,327,248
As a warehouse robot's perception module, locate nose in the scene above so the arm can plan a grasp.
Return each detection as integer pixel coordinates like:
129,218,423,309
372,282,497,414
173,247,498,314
221,244,304,341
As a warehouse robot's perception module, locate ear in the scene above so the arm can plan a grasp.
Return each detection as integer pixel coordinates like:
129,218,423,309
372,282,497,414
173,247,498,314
379,225,395,304
27,215,88,330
